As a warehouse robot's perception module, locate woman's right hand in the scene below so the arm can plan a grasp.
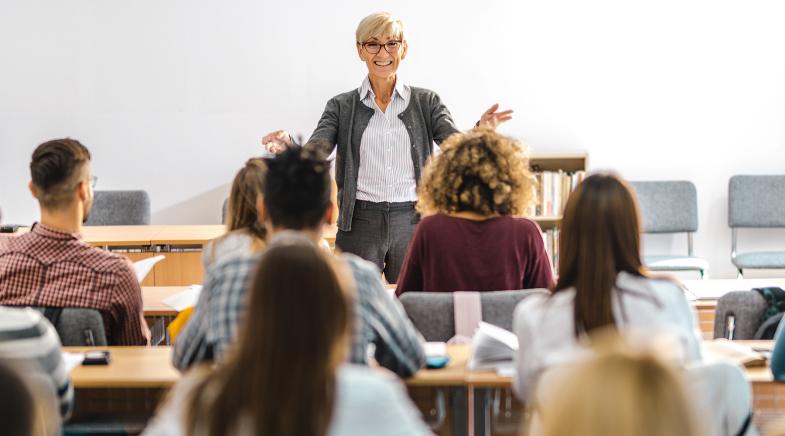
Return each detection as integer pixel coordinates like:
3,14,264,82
262,130,293,154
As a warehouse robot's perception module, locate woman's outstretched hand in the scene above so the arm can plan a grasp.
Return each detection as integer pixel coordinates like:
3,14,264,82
478,104,513,130
261,130,293,154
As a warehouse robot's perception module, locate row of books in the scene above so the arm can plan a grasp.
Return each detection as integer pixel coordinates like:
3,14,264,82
531,170,586,217
541,229,560,275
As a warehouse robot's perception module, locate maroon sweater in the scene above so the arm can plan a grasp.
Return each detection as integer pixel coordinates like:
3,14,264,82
396,214,554,296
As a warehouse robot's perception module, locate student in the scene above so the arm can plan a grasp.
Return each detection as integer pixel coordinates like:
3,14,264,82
396,128,553,295
203,158,268,271
512,173,701,400
530,334,699,436
0,359,60,436
0,138,149,345
144,240,431,436
0,307,73,420
173,148,425,377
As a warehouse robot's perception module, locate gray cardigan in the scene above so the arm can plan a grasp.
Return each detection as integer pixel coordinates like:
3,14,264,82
304,87,460,232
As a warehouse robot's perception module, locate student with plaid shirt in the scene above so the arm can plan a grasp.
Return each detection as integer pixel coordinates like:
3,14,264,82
174,148,425,377
0,138,150,345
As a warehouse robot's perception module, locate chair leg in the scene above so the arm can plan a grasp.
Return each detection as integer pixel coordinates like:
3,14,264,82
736,269,744,279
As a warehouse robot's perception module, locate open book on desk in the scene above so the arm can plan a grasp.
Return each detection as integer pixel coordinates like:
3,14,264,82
468,322,520,374
702,339,768,368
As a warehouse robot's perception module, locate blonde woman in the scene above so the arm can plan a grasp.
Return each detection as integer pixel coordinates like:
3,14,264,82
530,337,699,436
395,128,554,295
263,12,512,283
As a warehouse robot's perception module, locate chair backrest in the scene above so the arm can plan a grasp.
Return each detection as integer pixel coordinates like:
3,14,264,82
221,197,229,225
629,181,698,234
399,290,547,342
32,307,108,346
713,291,767,340
728,175,785,228
86,190,151,226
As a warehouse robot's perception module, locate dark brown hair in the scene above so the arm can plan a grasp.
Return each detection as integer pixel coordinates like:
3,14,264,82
264,147,331,230
29,138,91,209
417,128,535,217
185,241,353,436
553,173,645,337
0,361,35,436
220,158,267,251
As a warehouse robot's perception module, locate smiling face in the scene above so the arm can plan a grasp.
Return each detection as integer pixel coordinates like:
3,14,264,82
357,33,407,82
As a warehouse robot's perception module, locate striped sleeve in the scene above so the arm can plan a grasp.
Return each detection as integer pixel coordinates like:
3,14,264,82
0,307,74,418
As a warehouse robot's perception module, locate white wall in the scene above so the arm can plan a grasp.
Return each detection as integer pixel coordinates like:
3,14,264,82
1,0,784,278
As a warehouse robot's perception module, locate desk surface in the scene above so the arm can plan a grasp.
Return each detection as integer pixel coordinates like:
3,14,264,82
66,346,179,388
69,341,777,390
143,286,189,317
9,224,339,247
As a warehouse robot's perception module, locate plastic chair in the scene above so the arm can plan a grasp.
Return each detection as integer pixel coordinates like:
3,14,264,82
630,181,708,278
85,190,151,226
729,175,785,277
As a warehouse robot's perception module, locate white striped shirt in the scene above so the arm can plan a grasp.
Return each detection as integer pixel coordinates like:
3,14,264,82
356,76,418,202
0,307,73,419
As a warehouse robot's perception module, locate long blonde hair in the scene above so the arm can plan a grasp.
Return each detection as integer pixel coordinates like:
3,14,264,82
532,334,698,436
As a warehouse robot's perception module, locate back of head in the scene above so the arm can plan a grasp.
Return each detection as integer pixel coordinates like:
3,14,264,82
553,173,644,336
535,334,697,436
225,158,267,245
263,147,331,230
417,128,535,217
0,360,58,436
187,237,353,436
30,138,91,210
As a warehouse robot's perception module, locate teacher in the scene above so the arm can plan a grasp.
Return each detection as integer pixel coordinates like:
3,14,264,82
263,12,512,283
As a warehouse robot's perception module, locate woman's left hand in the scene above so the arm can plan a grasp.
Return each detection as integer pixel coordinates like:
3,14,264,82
478,103,513,130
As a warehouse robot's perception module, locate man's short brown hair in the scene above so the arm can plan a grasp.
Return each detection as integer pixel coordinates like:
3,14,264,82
30,138,91,209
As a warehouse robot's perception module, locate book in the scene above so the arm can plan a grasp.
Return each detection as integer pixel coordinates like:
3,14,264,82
702,339,767,368
132,255,166,283
468,322,519,371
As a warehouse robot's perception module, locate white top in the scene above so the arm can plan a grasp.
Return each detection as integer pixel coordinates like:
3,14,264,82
512,271,702,400
142,364,431,436
355,76,417,203
201,231,256,272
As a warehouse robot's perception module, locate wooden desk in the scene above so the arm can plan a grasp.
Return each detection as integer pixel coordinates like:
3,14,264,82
143,286,187,317
66,346,179,388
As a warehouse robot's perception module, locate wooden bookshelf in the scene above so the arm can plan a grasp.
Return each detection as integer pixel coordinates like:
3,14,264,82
527,152,588,230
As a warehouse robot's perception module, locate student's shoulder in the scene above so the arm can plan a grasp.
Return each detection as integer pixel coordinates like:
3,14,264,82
337,364,404,399
209,252,260,279
339,252,382,280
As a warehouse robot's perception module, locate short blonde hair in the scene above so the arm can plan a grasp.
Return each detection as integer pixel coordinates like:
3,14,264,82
417,128,536,217
356,12,405,43
532,334,698,436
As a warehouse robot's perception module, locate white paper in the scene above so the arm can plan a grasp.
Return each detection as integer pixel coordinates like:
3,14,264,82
62,352,85,372
133,255,166,283
424,342,447,358
162,285,202,312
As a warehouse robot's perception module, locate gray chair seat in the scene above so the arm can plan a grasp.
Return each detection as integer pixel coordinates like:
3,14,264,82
732,251,785,269
30,307,108,346
399,290,547,342
644,255,710,272
713,291,767,340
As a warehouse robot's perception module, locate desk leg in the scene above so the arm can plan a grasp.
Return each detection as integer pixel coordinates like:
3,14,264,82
450,386,469,436
474,387,491,436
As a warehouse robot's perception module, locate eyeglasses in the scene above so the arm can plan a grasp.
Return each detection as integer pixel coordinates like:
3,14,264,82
359,40,403,55
90,176,98,189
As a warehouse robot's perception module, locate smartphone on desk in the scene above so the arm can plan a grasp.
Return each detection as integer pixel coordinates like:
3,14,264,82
82,350,111,365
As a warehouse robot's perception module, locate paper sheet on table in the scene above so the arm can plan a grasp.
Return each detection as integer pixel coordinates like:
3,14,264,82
425,342,447,358
133,255,166,283
63,352,85,373
162,285,203,312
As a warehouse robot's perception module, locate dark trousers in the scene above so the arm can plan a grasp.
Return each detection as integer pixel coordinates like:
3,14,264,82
336,200,418,284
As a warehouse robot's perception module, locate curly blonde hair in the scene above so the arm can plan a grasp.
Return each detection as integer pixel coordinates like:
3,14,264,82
417,128,536,216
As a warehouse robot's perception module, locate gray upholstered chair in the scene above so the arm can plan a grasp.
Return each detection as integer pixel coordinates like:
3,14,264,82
399,290,547,342
221,197,229,225
729,175,785,277
713,291,768,340
630,181,708,278
85,190,151,226
32,307,108,346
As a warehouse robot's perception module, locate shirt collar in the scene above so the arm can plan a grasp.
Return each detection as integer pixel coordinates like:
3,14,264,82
31,222,82,241
358,76,410,104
